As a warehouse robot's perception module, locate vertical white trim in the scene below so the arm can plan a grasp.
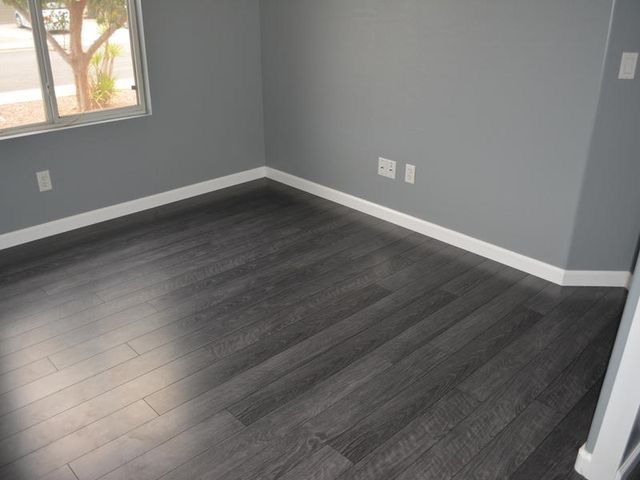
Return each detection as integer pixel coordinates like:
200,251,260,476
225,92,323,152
575,287,640,479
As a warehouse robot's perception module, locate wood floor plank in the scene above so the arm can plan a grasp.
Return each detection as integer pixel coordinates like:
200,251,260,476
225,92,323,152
451,400,561,480
440,259,506,296
227,290,456,425
0,344,137,416
453,320,619,480
277,446,352,480
0,235,414,442
92,201,349,302
0,299,157,357
509,385,601,480
156,353,391,480
0,303,157,374
39,465,78,480
334,389,480,480
0,182,625,480
0,400,156,480
0,186,281,298
328,305,542,463
67,326,393,480
394,289,625,480
0,358,58,396
70,410,243,480
144,284,393,415
458,287,617,402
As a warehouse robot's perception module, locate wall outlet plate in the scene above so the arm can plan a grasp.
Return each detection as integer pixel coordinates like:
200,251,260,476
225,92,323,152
36,170,53,192
405,164,416,184
378,157,397,179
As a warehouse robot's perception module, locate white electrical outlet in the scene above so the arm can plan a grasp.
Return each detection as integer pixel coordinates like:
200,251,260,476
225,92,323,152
36,170,53,192
405,164,416,184
378,157,397,179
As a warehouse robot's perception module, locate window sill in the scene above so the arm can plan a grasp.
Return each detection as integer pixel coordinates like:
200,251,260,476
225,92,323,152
0,106,151,142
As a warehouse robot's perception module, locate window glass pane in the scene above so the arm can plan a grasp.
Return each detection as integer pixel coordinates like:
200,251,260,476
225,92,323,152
41,0,139,117
0,4,47,131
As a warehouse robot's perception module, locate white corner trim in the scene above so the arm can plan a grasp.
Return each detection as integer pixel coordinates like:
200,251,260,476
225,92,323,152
576,439,640,480
265,167,631,288
575,445,595,479
0,166,266,251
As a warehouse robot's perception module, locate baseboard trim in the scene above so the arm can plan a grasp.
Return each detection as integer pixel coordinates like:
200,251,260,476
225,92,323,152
0,165,631,288
575,445,594,479
575,443,640,480
265,167,631,288
0,167,266,251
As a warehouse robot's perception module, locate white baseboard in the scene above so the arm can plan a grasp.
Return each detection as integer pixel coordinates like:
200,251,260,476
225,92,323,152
0,165,631,289
575,446,593,479
0,166,266,251
575,443,640,480
563,270,633,289
265,167,631,288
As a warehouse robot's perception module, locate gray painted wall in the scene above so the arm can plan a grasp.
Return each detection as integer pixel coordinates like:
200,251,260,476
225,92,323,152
567,0,640,272
260,0,613,268
0,0,265,234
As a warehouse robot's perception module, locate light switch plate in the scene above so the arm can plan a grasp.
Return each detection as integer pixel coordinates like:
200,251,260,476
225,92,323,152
36,170,53,192
405,164,416,184
619,52,638,80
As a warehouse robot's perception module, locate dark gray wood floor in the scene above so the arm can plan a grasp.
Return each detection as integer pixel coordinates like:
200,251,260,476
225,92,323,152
0,180,626,480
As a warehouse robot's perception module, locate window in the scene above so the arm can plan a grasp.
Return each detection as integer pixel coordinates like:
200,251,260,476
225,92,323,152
0,0,149,139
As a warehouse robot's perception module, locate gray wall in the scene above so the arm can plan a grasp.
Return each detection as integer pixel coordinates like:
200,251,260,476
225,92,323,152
260,0,613,268
0,0,265,234
567,0,640,272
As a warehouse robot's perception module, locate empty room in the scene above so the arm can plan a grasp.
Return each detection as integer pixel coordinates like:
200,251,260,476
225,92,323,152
1,0,639,479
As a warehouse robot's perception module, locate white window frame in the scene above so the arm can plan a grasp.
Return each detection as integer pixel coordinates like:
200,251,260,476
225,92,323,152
1,0,151,141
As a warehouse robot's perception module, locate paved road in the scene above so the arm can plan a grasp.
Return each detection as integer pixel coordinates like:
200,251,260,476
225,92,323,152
0,22,134,93
0,47,135,91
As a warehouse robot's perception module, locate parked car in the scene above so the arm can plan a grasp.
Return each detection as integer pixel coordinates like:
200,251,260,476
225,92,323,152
15,2,70,32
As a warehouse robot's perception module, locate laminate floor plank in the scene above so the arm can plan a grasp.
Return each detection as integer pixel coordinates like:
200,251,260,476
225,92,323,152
458,287,616,402
454,321,619,480
509,385,602,480
0,185,281,297
277,446,352,480
0,400,156,479
155,352,391,480
0,233,415,442
394,289,625,480
227,290,456,425
68,288,395,480
328,305,542,463
0,182,625,480
0,303,157,374
334,389,480,480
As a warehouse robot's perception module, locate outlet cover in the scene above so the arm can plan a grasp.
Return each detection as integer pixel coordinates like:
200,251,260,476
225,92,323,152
378,157,397,179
